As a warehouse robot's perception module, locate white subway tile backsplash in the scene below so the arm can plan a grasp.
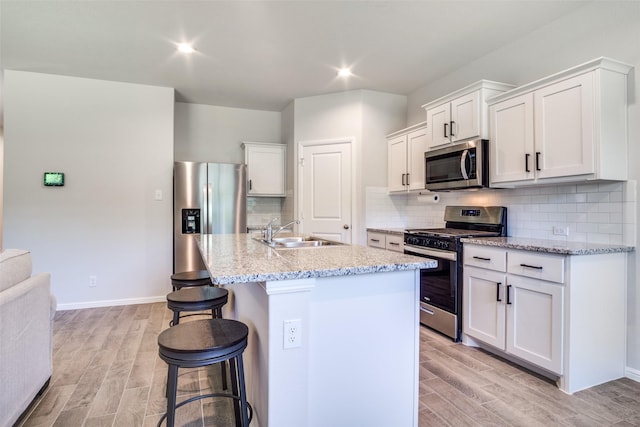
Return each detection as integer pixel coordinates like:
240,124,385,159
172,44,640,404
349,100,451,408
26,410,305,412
566,193,587,203
365,180,635,246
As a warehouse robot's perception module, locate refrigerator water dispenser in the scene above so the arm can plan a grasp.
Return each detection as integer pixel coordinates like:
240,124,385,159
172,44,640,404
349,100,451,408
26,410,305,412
182,209,201,234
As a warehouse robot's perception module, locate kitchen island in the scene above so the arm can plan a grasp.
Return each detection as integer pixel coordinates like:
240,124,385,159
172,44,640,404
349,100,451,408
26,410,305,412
197,234,436,427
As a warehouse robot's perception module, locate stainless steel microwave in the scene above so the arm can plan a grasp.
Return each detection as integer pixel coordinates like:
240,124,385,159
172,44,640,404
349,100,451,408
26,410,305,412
425,139,488,191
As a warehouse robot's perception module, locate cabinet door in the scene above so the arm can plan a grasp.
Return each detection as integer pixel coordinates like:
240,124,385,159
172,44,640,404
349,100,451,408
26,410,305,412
534,73,595,179
463,266,506,350
451,91,480,142
506,276,564,374
387,135,408,193
426,103,451,150
407,128,428,191
489,93,535,185
385,234,404,252
366,232,386,249
246,144,286,196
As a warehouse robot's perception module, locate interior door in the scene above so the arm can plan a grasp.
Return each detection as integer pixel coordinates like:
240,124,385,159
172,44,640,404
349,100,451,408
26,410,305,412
299,141,352,243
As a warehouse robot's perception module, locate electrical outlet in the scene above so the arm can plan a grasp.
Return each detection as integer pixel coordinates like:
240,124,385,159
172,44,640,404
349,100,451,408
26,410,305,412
283,319,302,349
89,275,97,287
553,226,569,236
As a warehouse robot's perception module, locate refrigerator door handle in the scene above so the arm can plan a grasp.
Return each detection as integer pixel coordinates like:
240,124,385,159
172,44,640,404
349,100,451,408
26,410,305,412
202,183,210,234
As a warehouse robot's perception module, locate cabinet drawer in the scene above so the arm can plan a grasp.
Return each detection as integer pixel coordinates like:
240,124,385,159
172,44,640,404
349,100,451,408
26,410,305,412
385,234,404,253
367,232,387,249
507,250,565,283
464,245,507,272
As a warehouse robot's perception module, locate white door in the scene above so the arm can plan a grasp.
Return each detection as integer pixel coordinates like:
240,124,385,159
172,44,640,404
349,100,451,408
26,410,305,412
506,276,564,374
489,93,535,185
387,135,407,193
451,91,480,142
463,266,507,350
299,142,352,243
426,102,451,149
407,128,428,191
534,73,595,179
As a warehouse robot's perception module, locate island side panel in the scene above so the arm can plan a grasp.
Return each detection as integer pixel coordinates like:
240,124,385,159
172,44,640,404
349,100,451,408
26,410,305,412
308,269,420,427
223,281,271,427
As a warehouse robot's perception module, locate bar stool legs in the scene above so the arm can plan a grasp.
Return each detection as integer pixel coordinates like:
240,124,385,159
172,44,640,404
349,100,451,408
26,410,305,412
157,319,252,427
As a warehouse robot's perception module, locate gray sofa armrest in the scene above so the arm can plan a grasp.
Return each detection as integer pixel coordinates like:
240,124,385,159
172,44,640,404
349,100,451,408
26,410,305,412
0,272,53,427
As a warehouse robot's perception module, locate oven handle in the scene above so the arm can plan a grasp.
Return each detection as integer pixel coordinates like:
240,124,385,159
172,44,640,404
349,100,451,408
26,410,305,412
420,306,435,316
460,149,469,180
404,244,457,261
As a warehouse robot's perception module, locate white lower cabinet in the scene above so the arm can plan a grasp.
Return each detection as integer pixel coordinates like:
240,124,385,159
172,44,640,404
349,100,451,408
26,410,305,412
463,243,627,393
506,274,564,374
366,230,404,253
464,257,563,374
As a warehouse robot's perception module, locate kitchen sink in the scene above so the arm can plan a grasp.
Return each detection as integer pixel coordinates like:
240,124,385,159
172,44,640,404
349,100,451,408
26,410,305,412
255,236,343,248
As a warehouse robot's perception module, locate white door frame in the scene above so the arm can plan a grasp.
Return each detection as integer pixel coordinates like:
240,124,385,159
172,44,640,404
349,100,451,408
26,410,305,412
297,137,357,241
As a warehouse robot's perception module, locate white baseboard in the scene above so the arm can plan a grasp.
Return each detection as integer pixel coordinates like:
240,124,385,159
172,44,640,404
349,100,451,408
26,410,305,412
626,366,640,383
56,295,167,311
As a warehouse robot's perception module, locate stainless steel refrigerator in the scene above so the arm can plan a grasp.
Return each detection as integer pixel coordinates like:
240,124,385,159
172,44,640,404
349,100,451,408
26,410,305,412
173,161,247,273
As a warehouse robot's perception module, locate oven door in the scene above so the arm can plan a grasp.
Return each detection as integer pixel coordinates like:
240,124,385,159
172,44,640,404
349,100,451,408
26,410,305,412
425,140,485,191
404,244,460,340
404,245,457,312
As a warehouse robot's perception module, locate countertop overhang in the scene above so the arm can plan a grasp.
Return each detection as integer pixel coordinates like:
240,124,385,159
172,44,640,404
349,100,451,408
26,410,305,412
197,234,436,285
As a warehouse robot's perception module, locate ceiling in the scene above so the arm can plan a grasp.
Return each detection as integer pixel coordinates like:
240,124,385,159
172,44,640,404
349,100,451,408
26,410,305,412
1,1,590,114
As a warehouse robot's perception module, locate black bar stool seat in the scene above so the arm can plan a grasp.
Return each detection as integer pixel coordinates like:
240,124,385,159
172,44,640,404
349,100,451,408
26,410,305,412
157,319,252,427
171,270,212,290
166,286,228,326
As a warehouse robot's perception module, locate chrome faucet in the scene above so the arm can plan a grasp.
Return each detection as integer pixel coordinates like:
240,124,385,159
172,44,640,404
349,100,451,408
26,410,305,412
264,217,299,243
264,217,279,242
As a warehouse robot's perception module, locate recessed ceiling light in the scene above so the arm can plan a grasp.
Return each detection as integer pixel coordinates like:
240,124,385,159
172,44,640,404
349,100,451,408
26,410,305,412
177,43,195,53
338,68,352,77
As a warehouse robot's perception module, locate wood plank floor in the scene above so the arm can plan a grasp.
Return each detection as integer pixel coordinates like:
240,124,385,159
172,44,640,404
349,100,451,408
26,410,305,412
16,303,640,426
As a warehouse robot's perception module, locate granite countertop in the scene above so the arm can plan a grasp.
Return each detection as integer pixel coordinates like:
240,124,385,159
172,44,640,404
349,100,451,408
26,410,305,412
197,234,436,285
366,227,406,235
461,236,635,255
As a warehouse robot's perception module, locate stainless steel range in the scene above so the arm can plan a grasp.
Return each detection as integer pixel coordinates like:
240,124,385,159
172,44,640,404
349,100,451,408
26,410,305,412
404,206,507,341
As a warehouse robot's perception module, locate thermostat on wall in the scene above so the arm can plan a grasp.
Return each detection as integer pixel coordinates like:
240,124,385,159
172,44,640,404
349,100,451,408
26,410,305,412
43,172,64,187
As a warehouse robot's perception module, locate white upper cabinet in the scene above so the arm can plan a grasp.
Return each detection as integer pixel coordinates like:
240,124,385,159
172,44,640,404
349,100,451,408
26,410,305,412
423,81,514,151
489,57,632,188
242,142,286,196
387,123,427,193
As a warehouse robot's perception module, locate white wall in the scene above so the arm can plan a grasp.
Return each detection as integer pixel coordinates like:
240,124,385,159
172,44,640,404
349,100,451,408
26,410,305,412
292,90,406,244
174,102,281,163
404,1,640,378
3,71,174,308
0,127,4,252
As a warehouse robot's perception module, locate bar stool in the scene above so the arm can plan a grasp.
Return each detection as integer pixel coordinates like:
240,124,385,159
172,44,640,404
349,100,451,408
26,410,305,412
166,286,229,327
171,270,212,291
157,319,252,427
